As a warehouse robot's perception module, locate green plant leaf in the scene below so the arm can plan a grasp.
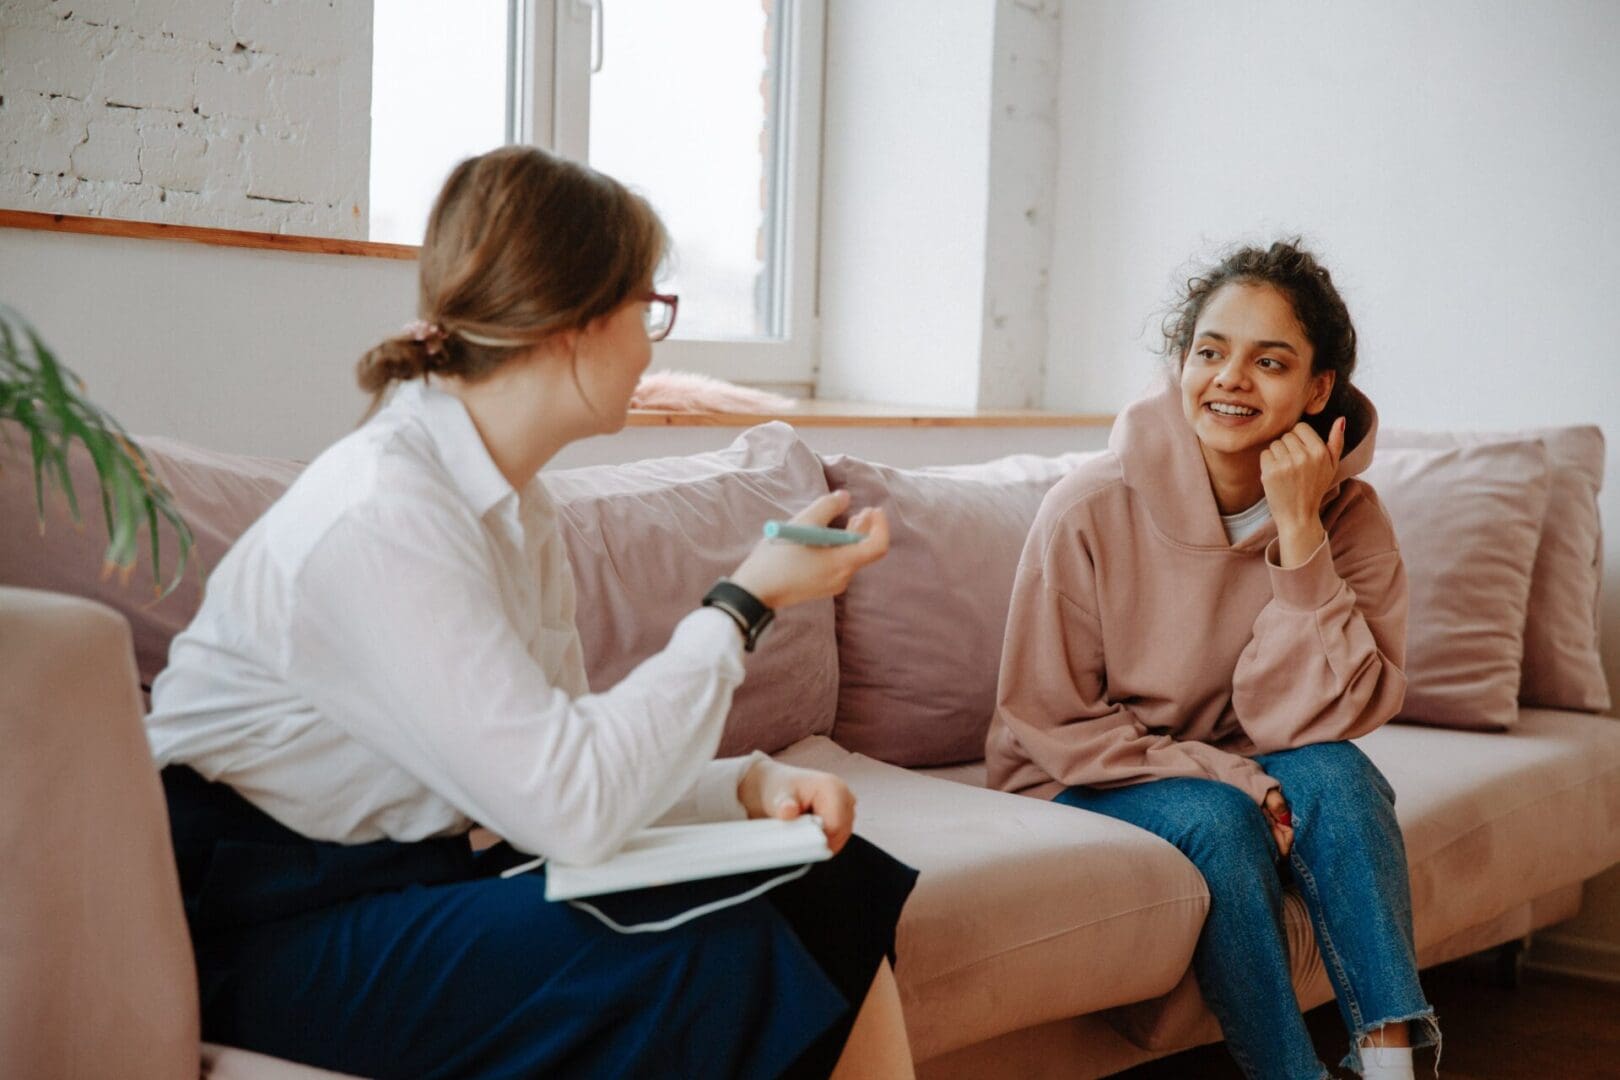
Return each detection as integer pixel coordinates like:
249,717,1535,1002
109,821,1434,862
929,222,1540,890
0,303,195,595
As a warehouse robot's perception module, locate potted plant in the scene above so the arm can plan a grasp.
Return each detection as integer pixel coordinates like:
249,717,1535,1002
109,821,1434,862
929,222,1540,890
0,303,193,595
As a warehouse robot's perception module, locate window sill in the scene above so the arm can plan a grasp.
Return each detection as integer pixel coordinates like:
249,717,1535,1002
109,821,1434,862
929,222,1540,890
0,209,417,260
627,400,1113,428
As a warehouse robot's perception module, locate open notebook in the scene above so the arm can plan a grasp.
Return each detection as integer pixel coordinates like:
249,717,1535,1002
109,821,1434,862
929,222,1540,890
502,816,834,901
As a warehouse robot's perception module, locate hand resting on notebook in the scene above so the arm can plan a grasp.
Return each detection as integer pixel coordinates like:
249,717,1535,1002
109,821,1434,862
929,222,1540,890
738,757,857,854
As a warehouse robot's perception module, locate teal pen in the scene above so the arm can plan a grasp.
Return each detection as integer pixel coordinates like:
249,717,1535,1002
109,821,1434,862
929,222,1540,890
762,520,865,546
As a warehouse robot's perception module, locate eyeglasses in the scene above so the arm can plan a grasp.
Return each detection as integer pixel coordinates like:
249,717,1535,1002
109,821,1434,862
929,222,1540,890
641,291,679,342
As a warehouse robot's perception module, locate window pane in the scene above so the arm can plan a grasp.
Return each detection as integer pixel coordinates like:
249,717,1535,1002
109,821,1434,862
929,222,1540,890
589,1,776,340
370,2,510,245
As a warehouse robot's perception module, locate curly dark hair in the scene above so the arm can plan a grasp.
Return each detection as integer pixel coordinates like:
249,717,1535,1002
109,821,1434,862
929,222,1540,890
1161,240,1358,441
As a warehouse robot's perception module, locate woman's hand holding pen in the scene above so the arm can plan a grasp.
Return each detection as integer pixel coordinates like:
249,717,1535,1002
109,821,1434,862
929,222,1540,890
729,490,890,609
738,759,857,854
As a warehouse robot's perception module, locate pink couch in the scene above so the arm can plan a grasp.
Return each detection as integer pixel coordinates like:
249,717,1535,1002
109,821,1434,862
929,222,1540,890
3,420,1618,1079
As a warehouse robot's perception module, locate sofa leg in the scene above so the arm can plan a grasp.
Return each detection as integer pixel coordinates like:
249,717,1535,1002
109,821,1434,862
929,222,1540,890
1494,936,1529,989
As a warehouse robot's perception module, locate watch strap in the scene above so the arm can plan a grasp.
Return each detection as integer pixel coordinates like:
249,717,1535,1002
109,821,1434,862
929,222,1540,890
702,580,775,653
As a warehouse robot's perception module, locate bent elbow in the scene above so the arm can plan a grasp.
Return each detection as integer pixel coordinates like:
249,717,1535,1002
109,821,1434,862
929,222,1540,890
539,823,630,868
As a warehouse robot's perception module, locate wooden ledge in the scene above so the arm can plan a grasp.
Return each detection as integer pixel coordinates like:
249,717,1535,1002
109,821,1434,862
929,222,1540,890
627,400,1113,428
0,209,418,260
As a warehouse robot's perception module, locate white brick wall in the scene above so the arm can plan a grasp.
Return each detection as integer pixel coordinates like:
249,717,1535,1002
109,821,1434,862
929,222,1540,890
0,0,374,238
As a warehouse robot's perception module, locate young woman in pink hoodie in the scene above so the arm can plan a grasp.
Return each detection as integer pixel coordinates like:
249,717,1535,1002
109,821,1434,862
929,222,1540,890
989,242,1437,1080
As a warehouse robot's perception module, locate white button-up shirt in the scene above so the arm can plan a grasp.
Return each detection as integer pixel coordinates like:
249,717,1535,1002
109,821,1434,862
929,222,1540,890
147,380,754,865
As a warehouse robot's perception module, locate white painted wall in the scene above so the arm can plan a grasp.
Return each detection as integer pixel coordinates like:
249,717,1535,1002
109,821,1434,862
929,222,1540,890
977,0,1060,410
0,225,1106,467
818,0,1061,411
0,0,373,237
818,0,995,410
0,229,413,459
1047,0,1620,970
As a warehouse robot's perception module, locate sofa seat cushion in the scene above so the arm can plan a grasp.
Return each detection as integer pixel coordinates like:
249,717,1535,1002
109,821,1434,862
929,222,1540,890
776,736,1209,1062
934,710,1620,1052
1366,709,1620,941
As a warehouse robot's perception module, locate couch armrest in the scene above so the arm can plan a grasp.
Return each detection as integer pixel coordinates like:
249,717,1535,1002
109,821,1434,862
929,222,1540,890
0,586,198,1079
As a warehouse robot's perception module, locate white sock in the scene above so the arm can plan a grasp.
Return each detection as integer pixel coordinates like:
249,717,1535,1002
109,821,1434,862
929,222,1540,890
1359,1044,1414,1080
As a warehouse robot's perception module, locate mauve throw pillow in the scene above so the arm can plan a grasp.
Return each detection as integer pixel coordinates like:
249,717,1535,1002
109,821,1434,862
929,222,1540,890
0,424,302,690
822,451,1097,766
543,422,838,757
1363,441,1552,730
1381,427,1608,713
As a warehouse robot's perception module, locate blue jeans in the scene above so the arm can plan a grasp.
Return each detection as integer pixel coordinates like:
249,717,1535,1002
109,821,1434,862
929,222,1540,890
1056,741,1438,1079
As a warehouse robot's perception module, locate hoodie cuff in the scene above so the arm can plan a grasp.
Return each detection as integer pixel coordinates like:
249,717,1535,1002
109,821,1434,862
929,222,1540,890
1264,534,1343,612
1235,762,1282,806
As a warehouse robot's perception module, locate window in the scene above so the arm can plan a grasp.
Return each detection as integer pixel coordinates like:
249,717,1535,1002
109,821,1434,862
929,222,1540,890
368,3,509,248
372,1,824,389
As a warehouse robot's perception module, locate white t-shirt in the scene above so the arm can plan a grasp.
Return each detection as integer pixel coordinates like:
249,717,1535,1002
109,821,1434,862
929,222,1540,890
146,380,754,866
1220,497,1273,545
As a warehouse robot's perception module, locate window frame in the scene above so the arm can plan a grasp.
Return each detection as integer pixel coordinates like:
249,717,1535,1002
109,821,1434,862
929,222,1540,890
511,0,824,390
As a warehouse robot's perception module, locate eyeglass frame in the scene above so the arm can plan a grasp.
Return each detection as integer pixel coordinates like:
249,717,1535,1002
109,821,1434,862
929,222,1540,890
641,291,679,342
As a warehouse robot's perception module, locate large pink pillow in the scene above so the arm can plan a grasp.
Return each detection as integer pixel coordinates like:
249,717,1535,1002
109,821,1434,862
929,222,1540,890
544,422,838,756
1362,441,1552,730
1381,427,1608,713
0,423,301,691
821,451,1097,766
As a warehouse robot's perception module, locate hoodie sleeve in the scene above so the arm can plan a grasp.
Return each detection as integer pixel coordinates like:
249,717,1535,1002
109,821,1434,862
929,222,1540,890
995,528,1280,806
1231,483,1409,752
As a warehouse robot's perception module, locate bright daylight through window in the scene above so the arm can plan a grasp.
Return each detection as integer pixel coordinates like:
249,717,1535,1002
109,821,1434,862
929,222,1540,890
371,1,788,345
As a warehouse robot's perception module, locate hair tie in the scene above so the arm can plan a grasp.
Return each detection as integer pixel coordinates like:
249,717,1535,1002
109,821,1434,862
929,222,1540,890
404,319,448,357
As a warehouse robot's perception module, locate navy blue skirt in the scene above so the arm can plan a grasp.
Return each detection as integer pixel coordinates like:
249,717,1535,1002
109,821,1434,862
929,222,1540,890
163,766,917,1079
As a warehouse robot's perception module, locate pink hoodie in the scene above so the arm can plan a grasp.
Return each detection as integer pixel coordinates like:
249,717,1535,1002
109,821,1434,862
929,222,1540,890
986,380,1408,805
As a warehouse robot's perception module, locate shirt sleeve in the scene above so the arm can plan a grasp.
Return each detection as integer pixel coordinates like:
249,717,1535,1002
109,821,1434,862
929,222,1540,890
1231,485,1409,752
655,753,762,825
279,497,750,866
995,539,1279,806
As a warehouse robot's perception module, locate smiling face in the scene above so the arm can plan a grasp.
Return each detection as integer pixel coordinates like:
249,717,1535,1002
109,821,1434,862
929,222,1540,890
1179,282,1335,464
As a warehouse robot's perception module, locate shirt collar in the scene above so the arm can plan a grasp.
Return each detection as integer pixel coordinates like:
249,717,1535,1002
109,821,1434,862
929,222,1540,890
393,380,517,519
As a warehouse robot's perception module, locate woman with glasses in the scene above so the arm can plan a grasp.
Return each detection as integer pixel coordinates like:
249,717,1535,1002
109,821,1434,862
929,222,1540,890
145,145,917,1079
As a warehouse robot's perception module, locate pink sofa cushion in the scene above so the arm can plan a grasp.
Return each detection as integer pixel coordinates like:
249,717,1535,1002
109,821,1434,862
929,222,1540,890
1362,441,1551,729
1381,426,1609,713
1,420,836,756
778,735,1209,1062
0,424,301,690
925,709,1620,1055
821,451,1097,767
1105,709,1620,1050
544,422,837,756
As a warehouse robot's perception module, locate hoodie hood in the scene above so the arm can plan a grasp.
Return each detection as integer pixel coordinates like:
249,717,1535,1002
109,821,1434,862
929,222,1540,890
1109,376,1380,550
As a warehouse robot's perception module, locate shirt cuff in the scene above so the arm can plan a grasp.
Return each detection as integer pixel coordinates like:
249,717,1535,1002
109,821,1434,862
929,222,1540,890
1264,534,1343,611
671,607,749,683
695,751,768,822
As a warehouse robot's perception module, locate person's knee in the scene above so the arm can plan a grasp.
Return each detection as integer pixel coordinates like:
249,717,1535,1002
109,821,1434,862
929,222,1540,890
1169,783,1275,871
1268,740,1393,817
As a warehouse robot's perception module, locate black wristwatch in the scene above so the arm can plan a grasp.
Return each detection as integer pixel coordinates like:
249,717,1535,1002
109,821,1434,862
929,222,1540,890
702,579,775,653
